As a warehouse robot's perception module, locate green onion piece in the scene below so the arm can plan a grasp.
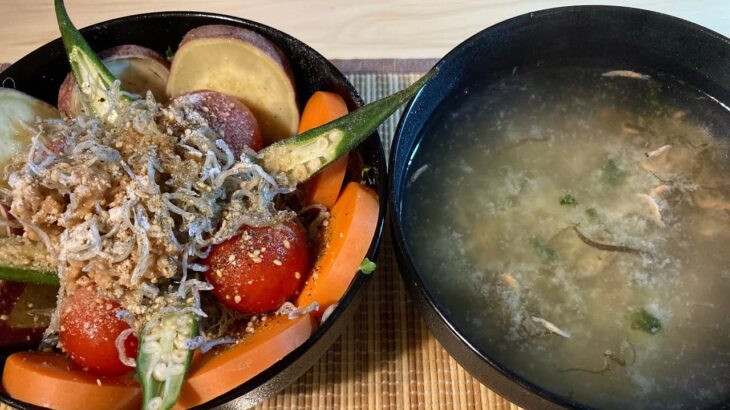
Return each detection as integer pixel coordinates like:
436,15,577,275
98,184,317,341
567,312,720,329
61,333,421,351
585,208,598,220
359,257,376,274
629,308,662,334
164,46,174,62
530,237,558,263
137,309,198,410
261,69,436,184
602,159,626,186
560,194,577,207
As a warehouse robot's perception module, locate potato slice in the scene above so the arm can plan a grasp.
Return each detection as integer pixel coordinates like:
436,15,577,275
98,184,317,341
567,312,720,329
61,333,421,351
167,25,299,144
0,88,59,180
58,44,170,117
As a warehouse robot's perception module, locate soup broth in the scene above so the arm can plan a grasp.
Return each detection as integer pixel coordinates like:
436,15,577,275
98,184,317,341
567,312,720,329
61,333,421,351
403,67,730,409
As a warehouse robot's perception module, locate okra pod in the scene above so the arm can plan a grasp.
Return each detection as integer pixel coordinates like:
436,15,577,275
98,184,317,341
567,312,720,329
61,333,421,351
54,0,130,119
260,69,436,184
0,236,58,285
137,308,198,410
0,265,58,286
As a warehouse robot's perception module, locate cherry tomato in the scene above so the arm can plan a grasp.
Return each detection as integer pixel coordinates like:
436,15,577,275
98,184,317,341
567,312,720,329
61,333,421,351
205,220,310,314
59,286,138,376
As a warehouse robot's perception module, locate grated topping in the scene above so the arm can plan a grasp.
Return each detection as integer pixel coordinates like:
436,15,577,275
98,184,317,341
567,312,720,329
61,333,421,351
6,85,295,336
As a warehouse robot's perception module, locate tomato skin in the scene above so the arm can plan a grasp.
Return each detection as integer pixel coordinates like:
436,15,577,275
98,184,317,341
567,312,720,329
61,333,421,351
205,220,310,314
59,286,138,376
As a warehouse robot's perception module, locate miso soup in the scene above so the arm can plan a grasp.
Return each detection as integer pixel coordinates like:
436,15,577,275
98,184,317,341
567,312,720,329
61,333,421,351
403,67,730,409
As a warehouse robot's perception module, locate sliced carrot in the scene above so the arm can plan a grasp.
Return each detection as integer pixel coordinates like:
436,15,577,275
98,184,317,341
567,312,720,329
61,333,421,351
2,351,141,410
296,182,379,316
176,314,315,409
298,91,349,208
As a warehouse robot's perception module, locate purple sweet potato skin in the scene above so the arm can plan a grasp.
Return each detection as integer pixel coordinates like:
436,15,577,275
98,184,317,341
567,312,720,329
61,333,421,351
173,90,263,154
98,45,170,69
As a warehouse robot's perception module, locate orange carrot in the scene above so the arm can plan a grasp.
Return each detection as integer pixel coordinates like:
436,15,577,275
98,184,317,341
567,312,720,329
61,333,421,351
176,314,315,408
2,352,141,410
296,182,379,316
298,91,349,208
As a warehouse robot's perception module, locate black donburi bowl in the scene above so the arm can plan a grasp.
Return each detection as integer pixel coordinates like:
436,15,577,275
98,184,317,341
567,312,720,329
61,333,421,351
390,6,729,410
0,11,386,410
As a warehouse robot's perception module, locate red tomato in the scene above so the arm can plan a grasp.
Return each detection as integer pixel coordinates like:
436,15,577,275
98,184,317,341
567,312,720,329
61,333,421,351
59,286,138,376
205,220,310,314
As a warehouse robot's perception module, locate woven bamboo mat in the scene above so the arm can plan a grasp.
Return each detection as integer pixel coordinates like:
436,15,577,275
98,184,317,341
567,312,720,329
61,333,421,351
0,62,522,410
252,68,521,410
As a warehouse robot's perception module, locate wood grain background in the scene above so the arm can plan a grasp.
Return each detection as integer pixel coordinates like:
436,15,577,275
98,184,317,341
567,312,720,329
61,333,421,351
1,0,729,63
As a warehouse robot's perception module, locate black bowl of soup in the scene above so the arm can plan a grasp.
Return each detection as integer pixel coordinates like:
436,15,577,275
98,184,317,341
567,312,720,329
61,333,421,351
390,6,730,410
0,11,386,410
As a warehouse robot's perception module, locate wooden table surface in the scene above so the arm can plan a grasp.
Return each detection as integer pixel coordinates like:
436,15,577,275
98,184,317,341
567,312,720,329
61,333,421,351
1,0,729,63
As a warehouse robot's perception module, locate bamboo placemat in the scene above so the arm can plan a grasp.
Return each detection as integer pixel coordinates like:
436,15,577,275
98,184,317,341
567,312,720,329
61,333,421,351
0,61,522,410
253,64,521,410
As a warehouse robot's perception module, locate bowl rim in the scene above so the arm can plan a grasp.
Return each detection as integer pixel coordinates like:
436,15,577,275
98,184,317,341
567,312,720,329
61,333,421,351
0,10,387,410
389,5,729,410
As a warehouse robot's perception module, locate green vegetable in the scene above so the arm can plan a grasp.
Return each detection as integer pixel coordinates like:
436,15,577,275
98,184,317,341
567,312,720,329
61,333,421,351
585,208,598,221
137,308,198,410
560,194,577,207
602,159,626,186
260,69,436,184
0,237,58,285
0,265,58,286
359,257,376,274
55,0,132,119
629,308,662,334
530,238,558,263
165,46,174,62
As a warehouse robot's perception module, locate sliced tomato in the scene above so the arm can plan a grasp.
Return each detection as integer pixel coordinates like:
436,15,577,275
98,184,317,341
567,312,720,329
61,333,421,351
205,220,309,314
59,286,138,376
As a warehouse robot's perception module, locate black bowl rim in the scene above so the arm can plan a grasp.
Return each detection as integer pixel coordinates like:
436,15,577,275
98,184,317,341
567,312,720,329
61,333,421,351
0,10,387,410
390,5,729,410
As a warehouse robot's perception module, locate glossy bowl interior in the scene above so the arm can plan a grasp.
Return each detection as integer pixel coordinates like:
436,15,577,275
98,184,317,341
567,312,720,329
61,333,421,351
0,12,386,410
390,6,730,410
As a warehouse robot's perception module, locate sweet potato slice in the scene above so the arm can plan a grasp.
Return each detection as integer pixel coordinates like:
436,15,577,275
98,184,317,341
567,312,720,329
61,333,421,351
2,351,141,410
0,88,59,181
166,25,299,144
58,44,170,117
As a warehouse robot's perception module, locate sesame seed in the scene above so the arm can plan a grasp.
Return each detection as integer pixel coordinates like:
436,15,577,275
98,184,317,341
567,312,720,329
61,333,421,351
0,315,8,321
228,254,236,262
294,272,301,279
96,379,102,386
273,259,282,266
234,295,241,303
283,240,291,249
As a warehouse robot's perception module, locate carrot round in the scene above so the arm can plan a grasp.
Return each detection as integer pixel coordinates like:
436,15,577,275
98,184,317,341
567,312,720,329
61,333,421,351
298,91,349,208
2,351,141,410
176,314,315,408
296,182,379,316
